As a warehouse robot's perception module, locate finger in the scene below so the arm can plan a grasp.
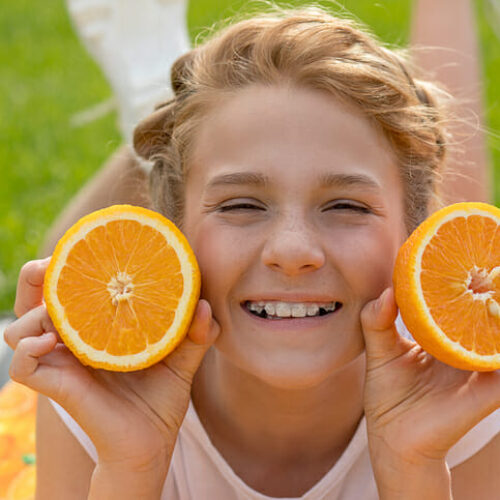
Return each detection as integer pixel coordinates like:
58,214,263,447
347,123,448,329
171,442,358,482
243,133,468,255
164,300,220,384
186,299,220,345
4,305,60,349
9,332,58,384
14,257,52,318
463,371,500,422
9,334,96,412
31,343,80,370
430,371,500,448
360,288,402,361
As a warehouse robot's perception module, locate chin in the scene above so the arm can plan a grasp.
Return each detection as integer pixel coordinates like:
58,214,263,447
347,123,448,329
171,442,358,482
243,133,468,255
228,342,364,390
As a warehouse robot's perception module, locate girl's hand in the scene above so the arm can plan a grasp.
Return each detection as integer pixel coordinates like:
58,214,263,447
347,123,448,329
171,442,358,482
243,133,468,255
4,259,220,495
360,288,500,499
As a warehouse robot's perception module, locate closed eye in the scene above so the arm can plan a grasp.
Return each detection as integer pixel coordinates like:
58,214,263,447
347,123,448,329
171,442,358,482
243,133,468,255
218,202,266,212
323,201,371,214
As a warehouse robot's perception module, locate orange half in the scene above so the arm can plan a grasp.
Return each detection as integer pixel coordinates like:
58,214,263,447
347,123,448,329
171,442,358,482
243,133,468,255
44,205,200,371
394,202,500,371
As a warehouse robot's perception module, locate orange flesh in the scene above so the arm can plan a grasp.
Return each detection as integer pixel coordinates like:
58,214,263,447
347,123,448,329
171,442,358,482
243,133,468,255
57,220,184,355
420,215,500,354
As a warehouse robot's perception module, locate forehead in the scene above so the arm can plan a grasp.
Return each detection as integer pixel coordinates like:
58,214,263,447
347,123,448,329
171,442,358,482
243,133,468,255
188,84,399,189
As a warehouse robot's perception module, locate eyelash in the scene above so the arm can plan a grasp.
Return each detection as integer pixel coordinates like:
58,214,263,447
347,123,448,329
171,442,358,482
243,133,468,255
323,202,371,214
216,201,370,214
217,203,265,212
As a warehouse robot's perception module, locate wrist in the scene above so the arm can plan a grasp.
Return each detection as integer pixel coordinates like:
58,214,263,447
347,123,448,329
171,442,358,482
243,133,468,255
372,454,452,500
366,419,452,499
89,455,170,500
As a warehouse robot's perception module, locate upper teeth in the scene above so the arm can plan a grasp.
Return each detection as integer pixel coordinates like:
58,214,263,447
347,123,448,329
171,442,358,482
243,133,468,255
247,301,337,318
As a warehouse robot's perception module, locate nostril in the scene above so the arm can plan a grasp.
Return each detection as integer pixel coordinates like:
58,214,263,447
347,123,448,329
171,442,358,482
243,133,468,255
261,233,326,275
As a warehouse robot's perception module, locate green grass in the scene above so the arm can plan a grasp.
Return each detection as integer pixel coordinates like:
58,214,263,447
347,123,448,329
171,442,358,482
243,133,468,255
1,0,499,311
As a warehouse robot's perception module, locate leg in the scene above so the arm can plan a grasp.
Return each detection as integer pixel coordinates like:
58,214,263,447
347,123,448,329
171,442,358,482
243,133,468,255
66,0,191,142
40,0,191,255
411,0,491,204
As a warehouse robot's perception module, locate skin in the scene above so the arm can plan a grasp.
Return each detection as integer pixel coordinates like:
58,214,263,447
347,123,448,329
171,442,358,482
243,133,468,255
6,0,494,497
185,84,407,494
411,0,491,205
39,0,491,258
5,85,500,499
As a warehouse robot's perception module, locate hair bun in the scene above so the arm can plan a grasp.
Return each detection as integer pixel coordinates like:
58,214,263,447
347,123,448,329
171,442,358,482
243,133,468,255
170,49,197,94
133,99,176,161
133,49,198,161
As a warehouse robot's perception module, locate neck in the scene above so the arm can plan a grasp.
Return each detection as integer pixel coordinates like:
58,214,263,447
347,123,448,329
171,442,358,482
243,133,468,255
191,349,365,495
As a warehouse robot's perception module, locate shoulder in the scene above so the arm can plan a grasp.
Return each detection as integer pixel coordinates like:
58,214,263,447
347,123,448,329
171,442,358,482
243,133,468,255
451,430,500,499
36,395,94,499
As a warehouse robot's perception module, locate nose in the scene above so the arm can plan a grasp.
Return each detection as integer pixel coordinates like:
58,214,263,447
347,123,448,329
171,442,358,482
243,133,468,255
261,216,326,276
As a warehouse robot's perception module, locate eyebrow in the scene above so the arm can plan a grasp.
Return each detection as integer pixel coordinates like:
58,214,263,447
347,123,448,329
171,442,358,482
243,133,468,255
318,173,381,191
206,172,269,189
205,171,381,191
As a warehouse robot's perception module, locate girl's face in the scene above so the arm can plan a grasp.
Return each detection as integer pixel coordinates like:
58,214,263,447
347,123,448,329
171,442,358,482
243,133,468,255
183,85,407,389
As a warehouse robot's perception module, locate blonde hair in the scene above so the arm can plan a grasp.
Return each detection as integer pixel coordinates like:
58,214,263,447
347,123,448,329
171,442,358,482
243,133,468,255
134,6,447,232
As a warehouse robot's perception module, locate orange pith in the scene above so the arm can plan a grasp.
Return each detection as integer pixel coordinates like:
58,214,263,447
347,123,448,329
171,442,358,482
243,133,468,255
393,202,500,371
44,205,200,371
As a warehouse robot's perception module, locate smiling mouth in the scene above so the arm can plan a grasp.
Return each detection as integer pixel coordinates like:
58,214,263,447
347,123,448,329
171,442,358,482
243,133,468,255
243,300,342,320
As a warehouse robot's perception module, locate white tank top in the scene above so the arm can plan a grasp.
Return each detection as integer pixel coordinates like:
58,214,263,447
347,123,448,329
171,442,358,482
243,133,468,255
51,317,500,498
51,399,500,500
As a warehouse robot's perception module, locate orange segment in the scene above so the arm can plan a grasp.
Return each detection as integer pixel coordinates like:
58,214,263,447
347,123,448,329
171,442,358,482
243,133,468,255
44,205,200,371
393,202,500,371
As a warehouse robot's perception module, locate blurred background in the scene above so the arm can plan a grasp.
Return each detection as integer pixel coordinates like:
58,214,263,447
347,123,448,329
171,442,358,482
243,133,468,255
1,0,499,316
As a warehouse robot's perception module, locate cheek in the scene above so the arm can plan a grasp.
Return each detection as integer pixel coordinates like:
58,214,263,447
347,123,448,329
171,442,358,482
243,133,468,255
188,222,250,309
191,226,225,298
362,234,399,296
330,224,402,302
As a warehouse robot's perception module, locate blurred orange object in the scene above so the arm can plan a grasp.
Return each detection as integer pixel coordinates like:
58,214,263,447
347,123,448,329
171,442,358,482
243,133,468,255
0,381,36,500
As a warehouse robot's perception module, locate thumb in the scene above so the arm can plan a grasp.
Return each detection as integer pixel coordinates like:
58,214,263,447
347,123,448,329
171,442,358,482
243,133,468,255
163,299,220,384
360,288,401,362
14,257,52,318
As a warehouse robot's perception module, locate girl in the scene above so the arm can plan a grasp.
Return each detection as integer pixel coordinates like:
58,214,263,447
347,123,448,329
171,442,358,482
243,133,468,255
5,6,500,499
39,0,491,256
